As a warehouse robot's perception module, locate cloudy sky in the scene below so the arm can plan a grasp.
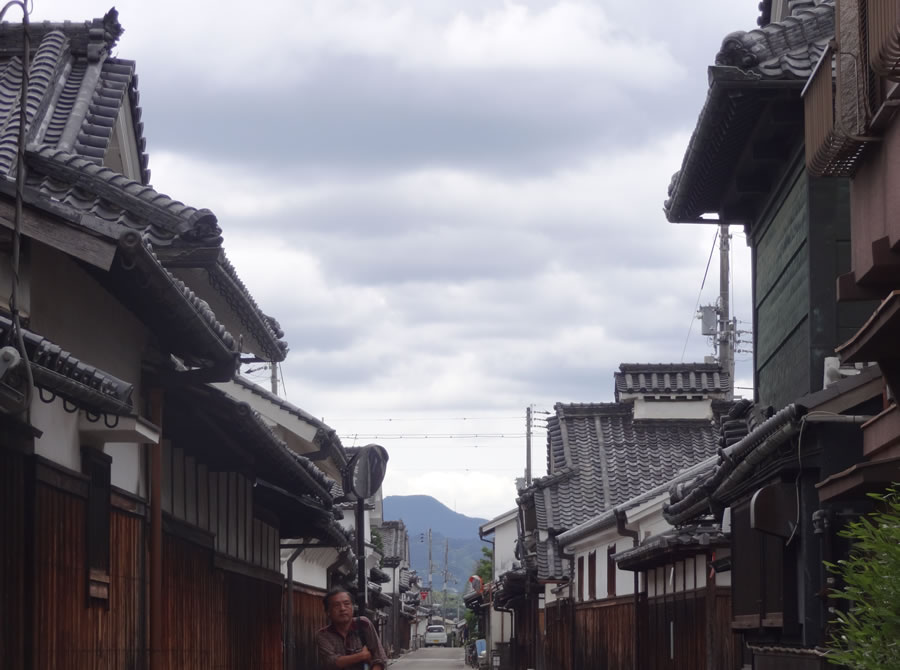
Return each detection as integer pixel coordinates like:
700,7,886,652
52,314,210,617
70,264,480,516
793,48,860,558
33,1,761,519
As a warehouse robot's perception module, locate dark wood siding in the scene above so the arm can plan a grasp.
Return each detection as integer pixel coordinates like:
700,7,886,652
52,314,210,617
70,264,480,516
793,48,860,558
643,588,739,670
543,600,572,670
161,534,283,670
755,168,810,409
0,448,27,670
574,596,634,670
287,585,327,670
32,481,144,670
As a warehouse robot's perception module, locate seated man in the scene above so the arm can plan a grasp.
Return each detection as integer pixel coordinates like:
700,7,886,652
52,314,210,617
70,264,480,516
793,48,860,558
316,586,388,670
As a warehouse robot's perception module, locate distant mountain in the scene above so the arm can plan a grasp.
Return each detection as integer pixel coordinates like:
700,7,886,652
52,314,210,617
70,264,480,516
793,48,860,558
384,495,487,539
383,495,489,590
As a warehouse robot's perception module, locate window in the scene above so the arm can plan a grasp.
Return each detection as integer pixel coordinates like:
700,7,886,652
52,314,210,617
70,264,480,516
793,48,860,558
82,446,111,602
587,551,597,600
607,544,617,597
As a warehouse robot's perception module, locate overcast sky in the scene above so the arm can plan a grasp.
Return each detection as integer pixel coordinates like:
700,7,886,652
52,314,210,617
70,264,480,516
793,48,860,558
34,1,762,520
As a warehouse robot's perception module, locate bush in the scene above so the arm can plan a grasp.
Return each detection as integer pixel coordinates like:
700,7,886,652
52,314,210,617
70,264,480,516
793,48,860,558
826,484,900,668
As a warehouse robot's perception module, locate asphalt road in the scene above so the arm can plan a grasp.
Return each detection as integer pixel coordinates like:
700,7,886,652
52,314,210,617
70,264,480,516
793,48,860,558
391,647,466,669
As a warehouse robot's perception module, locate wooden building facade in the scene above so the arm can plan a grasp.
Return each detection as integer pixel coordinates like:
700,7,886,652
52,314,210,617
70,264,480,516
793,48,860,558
0,10,352,670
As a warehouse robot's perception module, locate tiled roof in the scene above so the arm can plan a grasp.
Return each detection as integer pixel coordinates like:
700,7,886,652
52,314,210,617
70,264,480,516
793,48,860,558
0,11,290,365
716,2,833,77
380,520,408,562
0,10,150,183
213,256,288,359
664,1,834,223
614,363,729,401
25,147,222,247
1,313,133,416
524,401,724,579
231,375,345,464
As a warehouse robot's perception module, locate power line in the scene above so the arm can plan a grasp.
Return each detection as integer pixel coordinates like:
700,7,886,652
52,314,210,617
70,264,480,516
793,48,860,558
681,228,719,362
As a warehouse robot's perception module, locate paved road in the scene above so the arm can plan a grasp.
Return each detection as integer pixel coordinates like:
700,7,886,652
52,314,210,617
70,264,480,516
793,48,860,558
391,647,466,669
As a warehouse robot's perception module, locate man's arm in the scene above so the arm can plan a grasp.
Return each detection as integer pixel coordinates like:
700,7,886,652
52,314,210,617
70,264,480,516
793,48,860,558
359,617,388,670
317,630,374,670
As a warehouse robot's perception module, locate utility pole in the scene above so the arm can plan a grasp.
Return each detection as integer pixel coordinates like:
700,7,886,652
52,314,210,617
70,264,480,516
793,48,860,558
525,405,532,487
441,538,449,620
427,528,433,619
270,361,278,396
719,224,734,400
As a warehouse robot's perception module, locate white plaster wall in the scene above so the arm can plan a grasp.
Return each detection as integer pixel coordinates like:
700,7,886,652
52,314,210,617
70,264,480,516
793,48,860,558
286,549,333,590
31,397,80,471
493,517,518,576
632,398,712,420
106,441,144,496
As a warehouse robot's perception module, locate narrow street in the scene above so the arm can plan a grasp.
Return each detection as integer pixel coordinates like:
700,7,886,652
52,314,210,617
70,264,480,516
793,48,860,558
392,648,465,669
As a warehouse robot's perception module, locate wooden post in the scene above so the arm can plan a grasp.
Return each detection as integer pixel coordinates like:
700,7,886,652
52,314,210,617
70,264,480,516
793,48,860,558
149,389,164,670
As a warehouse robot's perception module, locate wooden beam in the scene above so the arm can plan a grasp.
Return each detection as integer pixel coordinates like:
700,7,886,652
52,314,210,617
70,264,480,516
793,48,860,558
0,199,115,270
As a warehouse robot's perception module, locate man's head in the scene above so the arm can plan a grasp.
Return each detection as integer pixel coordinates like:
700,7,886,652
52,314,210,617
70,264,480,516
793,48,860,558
323,586,354,625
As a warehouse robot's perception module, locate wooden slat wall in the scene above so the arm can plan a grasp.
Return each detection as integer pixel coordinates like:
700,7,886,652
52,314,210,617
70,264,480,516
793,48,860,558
642,588,740,670
0,448,26,670
161,535,283,670
288,587,327,670
574,597,634,670
32,482,144,670
223,571,282,670
543,601,572,670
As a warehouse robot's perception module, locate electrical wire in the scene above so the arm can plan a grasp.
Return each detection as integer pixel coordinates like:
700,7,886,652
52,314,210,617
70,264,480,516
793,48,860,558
681,228,719,362
3,1,33,417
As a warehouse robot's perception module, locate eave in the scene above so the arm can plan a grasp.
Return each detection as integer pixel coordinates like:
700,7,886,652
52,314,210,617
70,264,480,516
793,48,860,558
665,67,806,226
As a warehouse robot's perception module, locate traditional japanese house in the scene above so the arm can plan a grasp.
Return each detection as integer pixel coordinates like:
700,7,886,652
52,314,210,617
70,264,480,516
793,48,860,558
802,0,900,520
379,519,413,653
662,5,893,666
511,364,731,670
0,10,352,670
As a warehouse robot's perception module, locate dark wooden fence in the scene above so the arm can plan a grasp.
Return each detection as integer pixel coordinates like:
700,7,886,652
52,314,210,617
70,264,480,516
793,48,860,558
0,447,27,670
287,585,327,670
31,478,145,670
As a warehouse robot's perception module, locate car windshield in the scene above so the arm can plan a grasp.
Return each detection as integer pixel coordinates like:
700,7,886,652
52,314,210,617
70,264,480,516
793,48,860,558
426,626,445,633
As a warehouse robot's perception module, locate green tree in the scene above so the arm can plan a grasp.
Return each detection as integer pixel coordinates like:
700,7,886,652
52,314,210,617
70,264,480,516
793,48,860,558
826,485,900,668
474,546,493,583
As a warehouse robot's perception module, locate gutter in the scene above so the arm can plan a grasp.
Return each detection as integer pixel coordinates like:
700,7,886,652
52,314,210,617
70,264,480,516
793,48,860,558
616,510,640,670
557,453,718,549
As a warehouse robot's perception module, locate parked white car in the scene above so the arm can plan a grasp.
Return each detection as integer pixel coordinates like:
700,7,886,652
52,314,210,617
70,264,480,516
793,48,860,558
424,625,448,647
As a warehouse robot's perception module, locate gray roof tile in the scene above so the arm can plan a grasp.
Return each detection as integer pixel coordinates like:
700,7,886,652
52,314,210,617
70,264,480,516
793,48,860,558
664,1,834,223
380,520,409,562
615,363,730,401
525,401,725,579
0,11,151,183
25,147,222,246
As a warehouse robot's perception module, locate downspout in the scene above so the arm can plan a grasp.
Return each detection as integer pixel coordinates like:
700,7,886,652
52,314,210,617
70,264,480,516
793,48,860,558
559,551,576,670
615,510,639,670
284,544,306,670
149,389,164,670
478,529,495,655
